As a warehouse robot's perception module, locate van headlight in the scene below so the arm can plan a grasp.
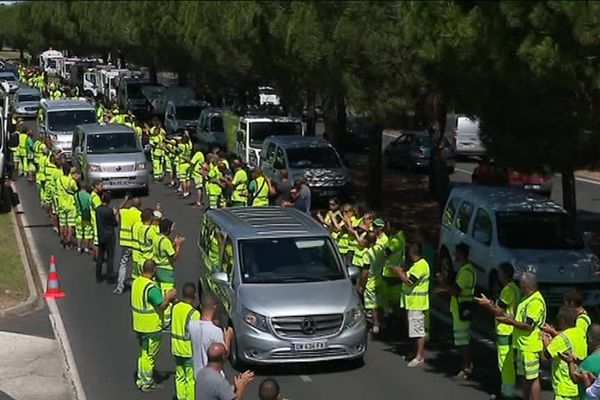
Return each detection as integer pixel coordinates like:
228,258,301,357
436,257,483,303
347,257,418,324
89,164,101,172
344,305,364,329
135,162,146,171
243,308,269,332
49,134,57,141
16,107,25,113
516,264,537,277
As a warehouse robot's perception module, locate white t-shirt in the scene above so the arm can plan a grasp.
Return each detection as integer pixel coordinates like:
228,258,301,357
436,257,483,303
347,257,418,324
189,320,225,377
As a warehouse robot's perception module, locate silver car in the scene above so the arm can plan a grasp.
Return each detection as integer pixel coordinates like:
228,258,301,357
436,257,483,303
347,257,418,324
440,186,600,305
198,207,367,366
449,115,486,157
384,130,456,172
261,136,352,200
0,71,18,94
72,123,149,195
13,87,41,118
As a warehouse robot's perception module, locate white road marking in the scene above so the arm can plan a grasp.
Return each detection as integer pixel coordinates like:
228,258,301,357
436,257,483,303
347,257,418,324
12,183,87,400
573,176,600,186
299,375,313,383
455,168,600,186
453,167,473,175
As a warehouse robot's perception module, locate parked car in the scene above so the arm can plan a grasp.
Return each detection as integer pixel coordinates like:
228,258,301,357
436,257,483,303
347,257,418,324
448,115,486,157
12,87,41,118
261,136,352,200
72,123,149,195
198,206,366,366
472,160,553,197
39,98,96,160
384,130,456,172
0,71,19,94
195,107,226,151
439,186,600,305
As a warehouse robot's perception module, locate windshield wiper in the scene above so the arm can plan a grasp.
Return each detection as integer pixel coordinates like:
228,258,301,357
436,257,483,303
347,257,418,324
277,275,331,282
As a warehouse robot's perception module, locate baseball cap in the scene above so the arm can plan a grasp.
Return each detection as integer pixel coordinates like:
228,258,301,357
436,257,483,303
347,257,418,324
153,210,163,220
373,218,385,228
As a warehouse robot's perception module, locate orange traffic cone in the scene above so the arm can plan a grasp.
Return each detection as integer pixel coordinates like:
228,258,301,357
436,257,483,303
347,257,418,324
43,255,65,299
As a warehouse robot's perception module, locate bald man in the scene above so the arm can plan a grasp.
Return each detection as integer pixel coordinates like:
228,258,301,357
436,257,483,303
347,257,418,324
259,378,283,400
114,196,143,294
195,343,254,400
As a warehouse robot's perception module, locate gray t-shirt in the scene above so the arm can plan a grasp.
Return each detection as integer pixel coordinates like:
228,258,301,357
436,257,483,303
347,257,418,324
195,367,235,400
189,320,225,377
293,184,311,213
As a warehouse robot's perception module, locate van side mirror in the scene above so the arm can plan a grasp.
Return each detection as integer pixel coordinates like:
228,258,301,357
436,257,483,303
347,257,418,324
212,272,230,286
143,144,151,153
236,130,244,142
347,266,360,281
74,146,81,154
167,113,174,120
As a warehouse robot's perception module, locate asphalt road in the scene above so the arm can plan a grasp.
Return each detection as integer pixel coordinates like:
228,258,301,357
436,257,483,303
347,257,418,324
4,123,570,399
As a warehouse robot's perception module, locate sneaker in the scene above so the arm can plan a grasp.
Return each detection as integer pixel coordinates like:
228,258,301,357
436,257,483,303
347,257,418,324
139,383,162,392
77,247,82,254
407,358,424,368
455,368,471,380
372,325,380,334
112,287,123,295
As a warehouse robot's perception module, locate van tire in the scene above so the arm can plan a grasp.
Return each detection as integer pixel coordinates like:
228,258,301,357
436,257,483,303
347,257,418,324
229,334,246,372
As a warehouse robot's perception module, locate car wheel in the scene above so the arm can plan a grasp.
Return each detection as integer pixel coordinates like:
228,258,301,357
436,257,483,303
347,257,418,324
229,333,246,372
137,187,149,197
347,356,365,369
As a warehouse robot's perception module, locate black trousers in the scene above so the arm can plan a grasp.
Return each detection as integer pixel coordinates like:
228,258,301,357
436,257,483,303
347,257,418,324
96,238,116,280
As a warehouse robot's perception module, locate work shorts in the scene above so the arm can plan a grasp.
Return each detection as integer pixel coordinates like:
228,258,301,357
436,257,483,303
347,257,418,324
75,216,93,240
407,310,426,338
516,350,540,380
59,208,77,228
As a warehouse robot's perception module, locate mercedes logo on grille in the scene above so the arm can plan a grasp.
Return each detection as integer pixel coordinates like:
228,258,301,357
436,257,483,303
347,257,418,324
115,166,121,172
301,317,316,335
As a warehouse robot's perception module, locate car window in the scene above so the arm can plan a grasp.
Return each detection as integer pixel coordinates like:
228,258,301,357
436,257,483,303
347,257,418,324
455,201,474,233
393,134,412,145
274,147,285,169
221,237,234,281
472,208,492,245
443,197,459,226
264,143,276,164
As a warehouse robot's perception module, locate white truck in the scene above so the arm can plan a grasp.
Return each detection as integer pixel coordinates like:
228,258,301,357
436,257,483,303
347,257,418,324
223,111,304,169
39,49,66,78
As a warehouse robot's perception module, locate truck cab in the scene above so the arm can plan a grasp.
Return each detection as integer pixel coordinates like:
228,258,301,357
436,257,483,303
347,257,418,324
223,112,304,169
164,100,206,135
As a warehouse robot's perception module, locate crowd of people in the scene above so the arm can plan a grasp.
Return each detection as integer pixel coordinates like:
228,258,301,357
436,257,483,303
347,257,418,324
8,67,600,400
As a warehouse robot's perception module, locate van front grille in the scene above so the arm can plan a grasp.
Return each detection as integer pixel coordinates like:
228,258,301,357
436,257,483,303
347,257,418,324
102,164,135,173
271,314,343,338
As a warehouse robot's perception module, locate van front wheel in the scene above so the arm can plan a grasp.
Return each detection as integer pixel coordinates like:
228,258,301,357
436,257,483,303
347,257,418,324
229,334,247,372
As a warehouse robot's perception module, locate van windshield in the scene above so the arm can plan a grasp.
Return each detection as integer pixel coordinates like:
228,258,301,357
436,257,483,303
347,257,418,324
249,121,302,145
47,110,96,132
496,212,584,250
211,116,224,132
18,94,40,103
176,105,203,120
286,147,341,169
86,132,141,154
239,237,345,283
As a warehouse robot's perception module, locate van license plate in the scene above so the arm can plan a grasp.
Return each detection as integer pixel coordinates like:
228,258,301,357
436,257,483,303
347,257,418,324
111,179,129,186
291,341,327,352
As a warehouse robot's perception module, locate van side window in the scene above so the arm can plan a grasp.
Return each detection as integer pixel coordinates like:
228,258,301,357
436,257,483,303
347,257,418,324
472,208,492,245
455,201,474,233
274,147,285,170
221,237,234,281
443,197,459,226
264,143,276,164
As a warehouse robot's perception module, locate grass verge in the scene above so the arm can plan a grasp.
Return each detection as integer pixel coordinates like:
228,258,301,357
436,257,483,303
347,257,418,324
0,212,28,309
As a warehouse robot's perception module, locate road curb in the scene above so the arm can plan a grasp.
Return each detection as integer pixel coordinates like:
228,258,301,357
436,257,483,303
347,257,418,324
0,203,43,319
9,181,87,400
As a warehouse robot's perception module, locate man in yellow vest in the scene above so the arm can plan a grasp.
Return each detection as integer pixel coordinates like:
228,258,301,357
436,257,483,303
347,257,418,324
188,144,205,208
113,197,143,295
89,180,103,259
149,121,166,181
475,262,520,399
393,242,430,368
131,260,177,392
248,168,269,207
435,243,476,379
56,165,80,249
17,126,30,176
476,272,546,400
171,282,201,400
205,154,225,209
131,208,158,280
543,306,587,400
176,133,193,198
229,158,248,207
153,218,186,329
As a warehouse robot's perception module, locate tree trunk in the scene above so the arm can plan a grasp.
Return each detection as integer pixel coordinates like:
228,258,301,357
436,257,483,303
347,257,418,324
149,63,158,85
177,71,187,86
334,94,347,146
306,90,316,136
367,122,383,210
426,92,449,205
19,48,24,60
561,166,577,217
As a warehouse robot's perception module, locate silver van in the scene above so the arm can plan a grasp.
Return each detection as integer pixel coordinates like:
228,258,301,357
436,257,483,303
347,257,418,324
72,123,149,195
39,99,96,160
439,186,600,305
198,207,367,366
261,136,352,200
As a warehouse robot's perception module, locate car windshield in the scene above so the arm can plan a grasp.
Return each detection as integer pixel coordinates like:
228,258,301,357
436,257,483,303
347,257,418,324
86,132,140,154
239,237,345,283
497,212,584,250
249,121,302,144
47,110,96,132
127,84,145,99
18,94,40,103
211,116,224,132
286,146,341,169
176,105,203,120
0,73,16,82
